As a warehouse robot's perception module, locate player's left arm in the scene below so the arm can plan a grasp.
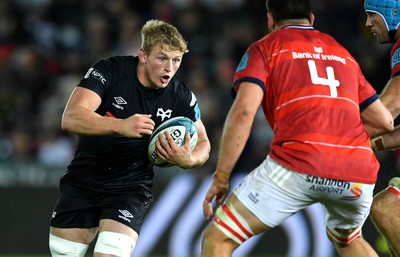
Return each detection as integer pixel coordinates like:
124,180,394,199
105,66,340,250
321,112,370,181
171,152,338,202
361,98,394,138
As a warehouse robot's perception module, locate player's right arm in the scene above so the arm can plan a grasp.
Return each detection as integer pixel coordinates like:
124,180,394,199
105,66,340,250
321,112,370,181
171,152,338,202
369,76,400,151
380,76,400,118
61,87,154,138
203,82,263,220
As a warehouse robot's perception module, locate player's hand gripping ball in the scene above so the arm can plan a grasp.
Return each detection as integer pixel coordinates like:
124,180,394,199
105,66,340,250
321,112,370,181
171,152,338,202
148,116,198,167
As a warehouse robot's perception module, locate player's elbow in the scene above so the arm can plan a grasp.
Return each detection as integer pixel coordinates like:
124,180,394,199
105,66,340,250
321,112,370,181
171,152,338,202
382,113,395,133
191,140,211,168
371,117,394,138
60,112,74,133
60,119,71,133
233,107,256,125
386,119,395,132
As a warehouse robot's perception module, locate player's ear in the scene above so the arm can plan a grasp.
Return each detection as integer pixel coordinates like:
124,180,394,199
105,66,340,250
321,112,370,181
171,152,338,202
267,13,276,32
309,13,315,26
138,48,146,63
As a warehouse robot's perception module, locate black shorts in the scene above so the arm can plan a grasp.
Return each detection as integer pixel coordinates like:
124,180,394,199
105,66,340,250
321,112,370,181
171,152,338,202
50,180,153,234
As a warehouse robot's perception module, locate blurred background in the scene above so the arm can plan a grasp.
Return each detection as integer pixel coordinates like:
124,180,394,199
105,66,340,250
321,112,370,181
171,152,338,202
0,0,398,256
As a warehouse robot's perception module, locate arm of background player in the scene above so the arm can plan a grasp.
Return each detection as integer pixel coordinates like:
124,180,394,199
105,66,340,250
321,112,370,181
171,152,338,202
361,98,394,138
379,76,400,119
369,76,400,151
61,87,154,138
372,126,400,151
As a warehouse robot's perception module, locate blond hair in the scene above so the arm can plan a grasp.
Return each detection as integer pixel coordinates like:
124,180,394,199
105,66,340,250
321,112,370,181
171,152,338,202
141,19,188,54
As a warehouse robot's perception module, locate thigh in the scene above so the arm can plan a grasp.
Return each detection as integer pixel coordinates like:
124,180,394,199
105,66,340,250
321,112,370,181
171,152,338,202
50,227,98,245
323,182,374,230
232,156,314,228
225,194,271,235
99,219,138,242
50,181,101,229
99,186,153,234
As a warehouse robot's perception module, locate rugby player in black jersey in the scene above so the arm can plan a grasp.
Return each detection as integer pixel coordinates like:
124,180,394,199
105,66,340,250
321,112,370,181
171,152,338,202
48,19,211,257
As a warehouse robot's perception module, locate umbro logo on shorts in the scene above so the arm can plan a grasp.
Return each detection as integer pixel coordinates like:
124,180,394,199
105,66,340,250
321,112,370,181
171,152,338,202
118,209,133,223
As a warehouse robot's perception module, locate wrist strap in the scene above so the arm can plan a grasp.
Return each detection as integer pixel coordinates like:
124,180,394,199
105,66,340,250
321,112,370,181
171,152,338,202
371,136,385,152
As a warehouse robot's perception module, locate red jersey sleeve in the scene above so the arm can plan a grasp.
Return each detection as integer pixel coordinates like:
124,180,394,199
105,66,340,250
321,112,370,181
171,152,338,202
391,40,400,78
233,43,269,95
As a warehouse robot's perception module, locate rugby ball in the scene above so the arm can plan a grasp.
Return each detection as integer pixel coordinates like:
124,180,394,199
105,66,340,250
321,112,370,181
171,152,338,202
148,116,198,167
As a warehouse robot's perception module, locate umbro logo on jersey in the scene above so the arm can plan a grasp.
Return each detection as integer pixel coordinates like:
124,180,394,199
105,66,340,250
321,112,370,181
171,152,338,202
157,108,172,121
118,209,133,223
112,97,127,110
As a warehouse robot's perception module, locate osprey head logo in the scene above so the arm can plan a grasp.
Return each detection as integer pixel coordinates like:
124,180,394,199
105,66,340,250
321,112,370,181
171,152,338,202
157,108,172,121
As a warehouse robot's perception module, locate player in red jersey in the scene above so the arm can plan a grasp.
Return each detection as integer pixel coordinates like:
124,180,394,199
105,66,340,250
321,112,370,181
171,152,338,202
201,0,394,256
364,0,400,256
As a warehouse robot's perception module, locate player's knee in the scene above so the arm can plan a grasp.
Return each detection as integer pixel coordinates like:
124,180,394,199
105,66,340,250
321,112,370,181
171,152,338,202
370,189,396,226
94,231,135,257
370,198,382,224
326,227,361,246
212,201,254,245
49,234,89,257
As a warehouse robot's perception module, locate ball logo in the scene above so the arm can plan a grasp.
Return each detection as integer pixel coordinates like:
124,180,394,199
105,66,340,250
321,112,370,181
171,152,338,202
148,116,198,167
170,128,183,144
149,148,158,161
149,127,185,163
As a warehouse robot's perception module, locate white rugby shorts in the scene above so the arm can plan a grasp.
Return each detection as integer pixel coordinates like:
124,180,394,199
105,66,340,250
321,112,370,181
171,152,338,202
233,155,374,231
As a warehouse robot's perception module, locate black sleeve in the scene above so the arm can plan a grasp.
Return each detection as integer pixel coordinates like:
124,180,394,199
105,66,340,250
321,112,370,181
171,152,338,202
78,58,114,98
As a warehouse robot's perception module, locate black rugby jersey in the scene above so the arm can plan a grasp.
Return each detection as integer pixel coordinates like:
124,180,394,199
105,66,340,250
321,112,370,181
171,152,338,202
64,56,201,191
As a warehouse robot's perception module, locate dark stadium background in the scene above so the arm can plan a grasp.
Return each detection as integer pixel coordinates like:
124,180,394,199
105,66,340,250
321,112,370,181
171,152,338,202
0,0,397,256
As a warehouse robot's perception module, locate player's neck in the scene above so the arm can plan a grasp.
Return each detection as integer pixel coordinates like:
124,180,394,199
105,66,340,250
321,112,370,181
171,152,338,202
276,19,312,29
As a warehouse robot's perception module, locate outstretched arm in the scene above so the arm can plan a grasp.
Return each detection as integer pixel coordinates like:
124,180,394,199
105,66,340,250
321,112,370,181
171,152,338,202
203,82,263,220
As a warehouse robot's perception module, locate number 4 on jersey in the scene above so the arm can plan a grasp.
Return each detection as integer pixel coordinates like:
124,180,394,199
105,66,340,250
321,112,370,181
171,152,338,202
307,60,340,97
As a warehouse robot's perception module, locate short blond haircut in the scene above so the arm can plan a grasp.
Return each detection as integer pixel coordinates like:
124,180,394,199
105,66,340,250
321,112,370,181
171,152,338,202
141,19,188,54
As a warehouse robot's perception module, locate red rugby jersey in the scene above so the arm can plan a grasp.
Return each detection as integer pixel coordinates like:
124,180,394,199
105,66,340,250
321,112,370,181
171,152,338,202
233,26,379,184
390,39,400,77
